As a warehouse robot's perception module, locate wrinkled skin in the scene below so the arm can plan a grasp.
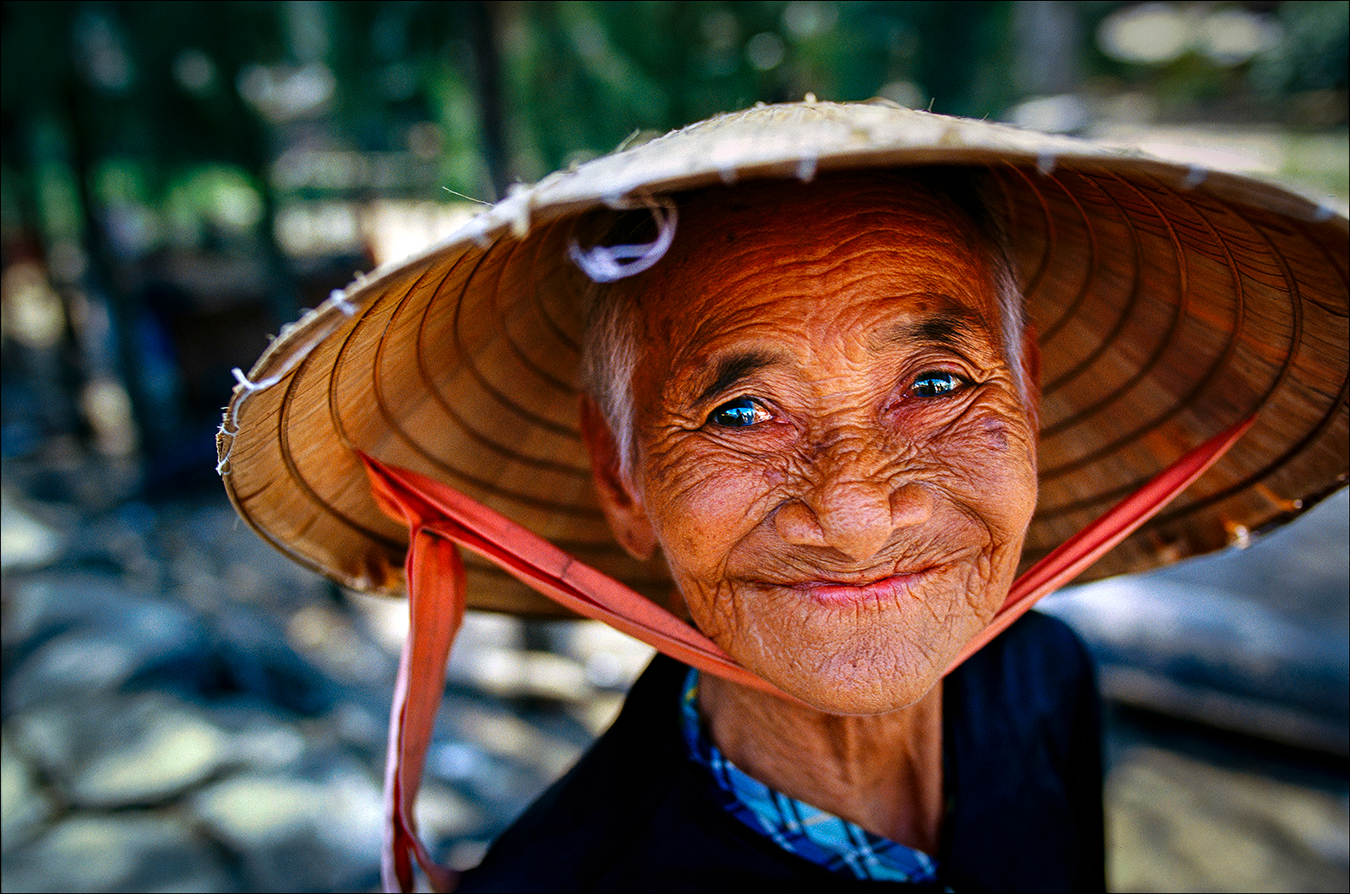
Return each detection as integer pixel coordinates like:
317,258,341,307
582,175,1040,845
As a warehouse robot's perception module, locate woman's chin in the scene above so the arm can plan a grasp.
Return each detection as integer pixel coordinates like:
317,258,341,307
759,654,945,716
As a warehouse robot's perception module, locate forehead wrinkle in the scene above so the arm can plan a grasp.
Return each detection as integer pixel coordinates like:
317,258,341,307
670,221,963,310
636,196,1003,415
817,223,970,263
652,206,988,327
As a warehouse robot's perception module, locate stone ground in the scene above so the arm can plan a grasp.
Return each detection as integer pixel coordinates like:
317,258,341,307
2,444,1347,893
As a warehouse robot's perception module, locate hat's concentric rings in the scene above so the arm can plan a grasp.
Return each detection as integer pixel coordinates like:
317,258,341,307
219,101,1348,613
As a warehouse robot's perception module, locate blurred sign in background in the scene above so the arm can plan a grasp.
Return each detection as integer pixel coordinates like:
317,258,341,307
2,2,1346,892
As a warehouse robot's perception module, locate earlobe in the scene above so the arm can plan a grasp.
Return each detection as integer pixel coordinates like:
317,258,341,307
578,396,658,561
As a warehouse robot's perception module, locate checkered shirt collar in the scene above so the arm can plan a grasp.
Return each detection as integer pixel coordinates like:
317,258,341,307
680,667,940,884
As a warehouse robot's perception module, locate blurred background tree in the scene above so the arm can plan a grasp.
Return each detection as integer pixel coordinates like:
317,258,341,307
2,0,1346,495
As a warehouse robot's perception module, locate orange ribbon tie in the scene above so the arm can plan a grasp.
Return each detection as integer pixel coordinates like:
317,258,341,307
363,411,1254,893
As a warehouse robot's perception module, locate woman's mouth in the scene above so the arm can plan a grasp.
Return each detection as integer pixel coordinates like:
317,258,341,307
787,569,934,606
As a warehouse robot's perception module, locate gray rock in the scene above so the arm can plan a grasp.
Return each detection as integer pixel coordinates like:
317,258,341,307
0,488,66,572
204,602,342,716
0,813,235,893
191,758,389,891
217,711,307,772
3,573,155,645
75,715,231,808
1,735,55,850
455,647,594,702
1037,488,1350,753
553,619,657,690
1040,572,1349,753
2,574,208,714
282,601,397,685
331,699,388,753
1108,743,1350,893
12,693,233,809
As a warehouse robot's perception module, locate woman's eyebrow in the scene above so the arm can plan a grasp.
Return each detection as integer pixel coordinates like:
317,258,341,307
875,306,990,352
692,350,782,405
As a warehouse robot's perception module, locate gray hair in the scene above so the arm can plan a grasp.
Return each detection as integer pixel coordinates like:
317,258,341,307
581,274,643,483
579,171,1028,483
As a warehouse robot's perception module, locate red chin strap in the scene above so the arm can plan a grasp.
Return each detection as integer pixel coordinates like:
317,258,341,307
363,414,1254,893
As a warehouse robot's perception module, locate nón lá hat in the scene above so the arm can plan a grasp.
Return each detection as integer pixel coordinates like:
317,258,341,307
218,100,1348,616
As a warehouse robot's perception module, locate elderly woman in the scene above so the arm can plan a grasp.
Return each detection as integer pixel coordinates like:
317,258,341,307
218,102,1349,892
465,171,1087,890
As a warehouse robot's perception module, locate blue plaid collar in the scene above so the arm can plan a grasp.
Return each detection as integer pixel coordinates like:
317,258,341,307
680,668,940,884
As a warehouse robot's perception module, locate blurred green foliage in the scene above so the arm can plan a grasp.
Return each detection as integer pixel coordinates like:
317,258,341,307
3,0,1345,258
1251,1,1349,96
0,1,1343,471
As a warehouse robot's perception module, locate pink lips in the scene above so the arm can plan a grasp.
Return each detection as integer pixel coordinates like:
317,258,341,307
792,570,930,606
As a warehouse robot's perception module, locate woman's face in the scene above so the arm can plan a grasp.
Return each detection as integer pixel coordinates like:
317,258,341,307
591,178,1039,715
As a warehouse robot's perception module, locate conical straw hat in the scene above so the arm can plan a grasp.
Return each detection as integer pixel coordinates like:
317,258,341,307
217,100,1349,616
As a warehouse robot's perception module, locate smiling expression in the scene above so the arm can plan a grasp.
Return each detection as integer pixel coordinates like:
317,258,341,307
588,175,1039,715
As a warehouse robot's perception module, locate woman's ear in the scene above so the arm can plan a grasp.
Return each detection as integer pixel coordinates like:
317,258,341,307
579,395,658,561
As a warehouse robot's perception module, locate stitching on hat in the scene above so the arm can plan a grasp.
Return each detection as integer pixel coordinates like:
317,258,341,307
216,309,351,475
216,367,285,475
330,289,358,316
568,194,678,283
505,183,532,237
796,151,818,182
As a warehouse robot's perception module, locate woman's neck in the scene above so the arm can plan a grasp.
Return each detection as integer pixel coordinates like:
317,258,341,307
697,671,944,853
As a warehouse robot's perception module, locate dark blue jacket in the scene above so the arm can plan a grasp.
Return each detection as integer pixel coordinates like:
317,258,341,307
460,612,1104,892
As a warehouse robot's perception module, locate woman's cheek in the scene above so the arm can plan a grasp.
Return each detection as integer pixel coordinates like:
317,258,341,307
973,408,1038,506
645,449,774,572
913,405,1037,532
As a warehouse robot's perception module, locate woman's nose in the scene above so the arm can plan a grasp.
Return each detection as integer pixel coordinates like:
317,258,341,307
774,471,932,563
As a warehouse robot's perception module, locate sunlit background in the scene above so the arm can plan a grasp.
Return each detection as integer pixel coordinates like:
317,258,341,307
3,2,1346,892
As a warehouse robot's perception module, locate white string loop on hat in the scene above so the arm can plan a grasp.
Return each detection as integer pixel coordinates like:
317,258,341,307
216,364,301,476
568,194,678,283
216,298,358,475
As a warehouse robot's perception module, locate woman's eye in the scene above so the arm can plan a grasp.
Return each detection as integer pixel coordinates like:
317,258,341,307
708,397,770,428
910,370,967,398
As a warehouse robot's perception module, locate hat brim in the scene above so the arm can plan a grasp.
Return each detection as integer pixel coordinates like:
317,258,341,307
218,101,1349,615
